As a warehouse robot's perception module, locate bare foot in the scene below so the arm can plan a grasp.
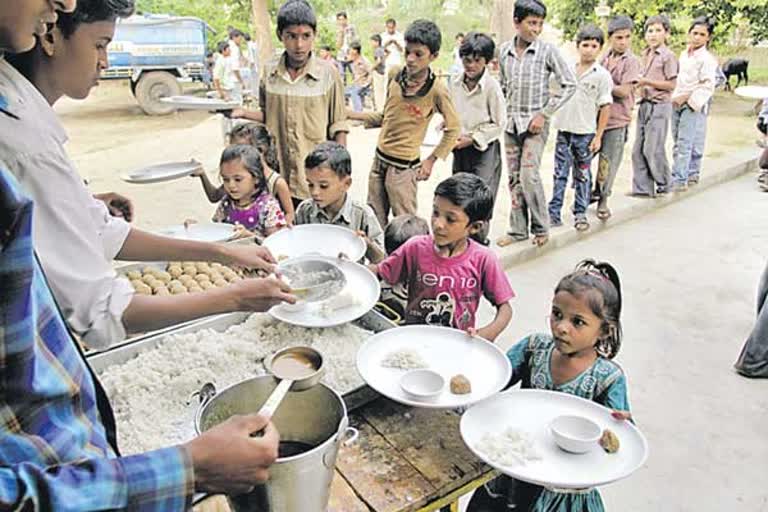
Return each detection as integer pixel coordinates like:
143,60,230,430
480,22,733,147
532,234,549,247
496,234,528,247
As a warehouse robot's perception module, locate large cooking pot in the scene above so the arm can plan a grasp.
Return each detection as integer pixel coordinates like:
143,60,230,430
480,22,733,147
194,376,358,512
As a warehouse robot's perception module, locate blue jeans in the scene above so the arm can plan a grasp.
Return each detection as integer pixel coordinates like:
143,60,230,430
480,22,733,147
549,131,594,224
345,84,370,112
671,105,706,185
688,103,710,181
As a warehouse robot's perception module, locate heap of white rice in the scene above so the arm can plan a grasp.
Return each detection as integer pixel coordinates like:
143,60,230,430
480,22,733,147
475,428,542,467
380,348,428,370
100,313,370,454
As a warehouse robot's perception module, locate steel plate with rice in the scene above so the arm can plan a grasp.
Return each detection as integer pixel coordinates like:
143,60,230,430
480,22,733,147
120,160,203,184
356,325,512,408
460,389,648,489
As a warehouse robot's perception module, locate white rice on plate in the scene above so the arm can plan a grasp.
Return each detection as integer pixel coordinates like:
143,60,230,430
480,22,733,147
475,428,542,467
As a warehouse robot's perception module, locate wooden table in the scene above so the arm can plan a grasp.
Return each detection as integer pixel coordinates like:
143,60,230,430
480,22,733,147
329,396,497,512
196,395,497,512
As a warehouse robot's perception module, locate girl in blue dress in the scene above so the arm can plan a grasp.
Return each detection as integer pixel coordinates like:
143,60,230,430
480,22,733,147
467,259,632,512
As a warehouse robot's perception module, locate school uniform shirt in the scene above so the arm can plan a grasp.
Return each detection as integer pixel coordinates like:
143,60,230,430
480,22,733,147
295,193,384,249
448,68,507,151
0,58,133,349
0,169,194,510
498,37,577,135
554,61,613,135
672,45,718,113
380,30,405,69
213,52,235,90
363,67,460,162
601,49,641,130
639,46,678,103
260,53,349,200
377,235,515,329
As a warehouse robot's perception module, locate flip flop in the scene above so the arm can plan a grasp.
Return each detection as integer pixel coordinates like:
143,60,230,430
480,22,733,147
597,207,611,221
496,234,529,247
532,234,549,247
574,220,590,232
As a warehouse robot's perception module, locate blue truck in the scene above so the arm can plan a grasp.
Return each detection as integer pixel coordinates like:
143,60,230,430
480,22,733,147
104,14,212,115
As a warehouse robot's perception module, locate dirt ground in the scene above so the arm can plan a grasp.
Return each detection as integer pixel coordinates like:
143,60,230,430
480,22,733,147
60,79,761,236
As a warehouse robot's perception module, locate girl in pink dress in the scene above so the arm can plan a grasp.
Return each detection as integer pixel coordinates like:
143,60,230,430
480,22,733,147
211,144,286,239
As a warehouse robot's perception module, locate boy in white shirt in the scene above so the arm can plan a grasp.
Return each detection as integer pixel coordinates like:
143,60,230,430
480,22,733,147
670,16,717,192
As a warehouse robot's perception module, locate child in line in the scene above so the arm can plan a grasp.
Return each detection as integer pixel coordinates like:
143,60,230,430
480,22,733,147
295,141,385,261
370,173,514,341
194,123,295,225
548,24,613,232
448,31,506,244
371,214,431,323
495,0,576,248
670,17,717,192
344,41,373,113
210,144,287,239
467,259,632,512
370,34,387,111
593,15,641,220
631,15,678,197
349,19,460,230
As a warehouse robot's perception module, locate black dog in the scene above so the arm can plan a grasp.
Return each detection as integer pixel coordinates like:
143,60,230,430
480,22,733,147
722,58,749,91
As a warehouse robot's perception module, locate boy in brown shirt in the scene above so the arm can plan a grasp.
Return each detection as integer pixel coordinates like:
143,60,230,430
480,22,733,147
631,15,678,196
349,19,460,229
594,15,641,219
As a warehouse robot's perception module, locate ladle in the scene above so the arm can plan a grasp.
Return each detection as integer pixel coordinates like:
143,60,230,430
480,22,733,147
258,346,325,421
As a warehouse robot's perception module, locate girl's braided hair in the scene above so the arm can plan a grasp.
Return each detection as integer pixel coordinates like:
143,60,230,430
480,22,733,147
555,259,623,359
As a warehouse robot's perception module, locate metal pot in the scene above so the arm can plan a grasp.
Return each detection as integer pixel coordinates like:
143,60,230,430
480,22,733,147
194,376,358,512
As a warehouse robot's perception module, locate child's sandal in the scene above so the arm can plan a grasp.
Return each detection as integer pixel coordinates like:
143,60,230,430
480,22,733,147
575,220,590,232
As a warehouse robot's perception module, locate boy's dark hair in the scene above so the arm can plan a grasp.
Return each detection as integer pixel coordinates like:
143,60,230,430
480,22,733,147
459,31,495,62
228,123,281,173
576,23,605,46
56,0,135,38
513,0,547,22
277,0,316,35
644,14,671,33
689,16,715,36
386,18,396,25
385,215,430,254
456,32,464,39
220,145,267,198
336,11,348,19
350,41,362,54
607,15,634,36
304,141,352,178
244,32,252,41
434,173,493,224
370,34,382,45
230,29,244,39
555,259,623,359
405,19,442,55
320,44,332,51
216,41,229,54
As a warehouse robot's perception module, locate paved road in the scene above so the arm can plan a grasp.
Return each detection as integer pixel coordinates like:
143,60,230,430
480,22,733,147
471,174,768,511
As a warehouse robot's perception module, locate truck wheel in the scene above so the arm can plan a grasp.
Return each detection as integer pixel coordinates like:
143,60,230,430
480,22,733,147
135,71,181,115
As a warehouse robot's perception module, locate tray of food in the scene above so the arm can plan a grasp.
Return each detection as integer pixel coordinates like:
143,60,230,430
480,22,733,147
87,310,394,455
460,389,648,489
356,325,512,409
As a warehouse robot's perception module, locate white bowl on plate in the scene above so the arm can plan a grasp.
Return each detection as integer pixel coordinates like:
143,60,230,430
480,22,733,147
550,415,601,454
400,369,445,401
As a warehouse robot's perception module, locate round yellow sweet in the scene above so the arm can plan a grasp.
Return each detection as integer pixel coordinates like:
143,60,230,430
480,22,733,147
170,286,187,295
135,283,152,295
188,284,203,293
194,273,211,283
130,279,144,289
151,281,167,292
141,274,156,285
182,267,197,277
168,266,183,278
155,286,170,296
154,271,171,283
126,270,142,280
211,262,224,270
213,278,228,287
199,281,214,290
